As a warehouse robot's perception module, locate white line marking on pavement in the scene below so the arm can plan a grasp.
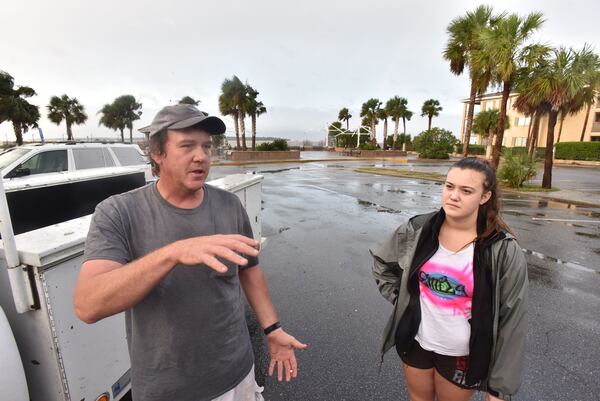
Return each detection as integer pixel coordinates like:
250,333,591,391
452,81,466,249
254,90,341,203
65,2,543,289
531,218,600,223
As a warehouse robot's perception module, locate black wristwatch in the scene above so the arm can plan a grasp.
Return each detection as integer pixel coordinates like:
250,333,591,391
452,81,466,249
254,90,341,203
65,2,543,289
264,321,282,335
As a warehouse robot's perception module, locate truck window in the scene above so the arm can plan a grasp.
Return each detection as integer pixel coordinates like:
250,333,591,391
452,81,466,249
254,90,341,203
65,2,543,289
19,150,68,175
111,147,146,166
73,148,114,169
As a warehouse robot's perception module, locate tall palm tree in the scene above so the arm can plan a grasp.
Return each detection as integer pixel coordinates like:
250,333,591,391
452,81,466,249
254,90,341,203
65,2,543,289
220,76,248,150
517,47,592,188
421,99,442,130
178,96,200,105
385,97,411,151
377,108,389,149
360,98,381,144
98,103,125,141
472,109,510,159
476,12,545,168
338,107,352,130
444,5,498,157
0,71,40,146
114,95,143,143
47,95,88,141
576,50,600,141
246,85,267,151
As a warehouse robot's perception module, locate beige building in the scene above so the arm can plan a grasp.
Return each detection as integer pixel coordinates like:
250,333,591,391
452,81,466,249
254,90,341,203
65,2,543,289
459,92,600,147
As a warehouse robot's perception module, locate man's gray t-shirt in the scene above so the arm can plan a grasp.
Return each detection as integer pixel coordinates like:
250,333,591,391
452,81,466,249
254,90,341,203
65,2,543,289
83,183,259,401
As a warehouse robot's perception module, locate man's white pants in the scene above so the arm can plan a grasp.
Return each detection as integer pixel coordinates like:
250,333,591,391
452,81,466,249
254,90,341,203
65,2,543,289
211,366,265,401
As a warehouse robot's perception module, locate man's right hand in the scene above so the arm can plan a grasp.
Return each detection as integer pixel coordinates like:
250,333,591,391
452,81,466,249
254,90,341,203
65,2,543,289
171,234,260,273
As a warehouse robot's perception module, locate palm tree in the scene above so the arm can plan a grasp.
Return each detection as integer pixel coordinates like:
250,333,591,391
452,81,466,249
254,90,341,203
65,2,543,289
98,103,125,141
576,51,600,141
47,95,88,141
444,5,498,157
220,76,248,150
178,96,200,105
385,97,410,151
476,12,545,168
421,99,442,130
0,71,40,145
360,98,381,144
517,47,593,188
114,95,143,143
338,108,352,130
472,109,509,159
245,85,267,151
398,98,413,151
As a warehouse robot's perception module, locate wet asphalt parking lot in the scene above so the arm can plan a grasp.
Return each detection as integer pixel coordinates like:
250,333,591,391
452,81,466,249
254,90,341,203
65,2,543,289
210,160,600,401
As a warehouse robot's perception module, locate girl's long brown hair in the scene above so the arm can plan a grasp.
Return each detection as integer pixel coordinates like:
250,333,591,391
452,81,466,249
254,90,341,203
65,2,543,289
451,157,513,242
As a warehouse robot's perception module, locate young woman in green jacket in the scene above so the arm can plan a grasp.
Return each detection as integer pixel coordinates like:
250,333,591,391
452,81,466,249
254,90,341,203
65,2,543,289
372,158,528,401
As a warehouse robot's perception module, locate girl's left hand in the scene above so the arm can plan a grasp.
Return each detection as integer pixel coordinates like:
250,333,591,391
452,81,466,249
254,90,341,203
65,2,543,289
485,393,502,401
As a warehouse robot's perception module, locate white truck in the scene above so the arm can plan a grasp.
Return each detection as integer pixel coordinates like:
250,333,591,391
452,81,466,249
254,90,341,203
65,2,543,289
0,171,263,401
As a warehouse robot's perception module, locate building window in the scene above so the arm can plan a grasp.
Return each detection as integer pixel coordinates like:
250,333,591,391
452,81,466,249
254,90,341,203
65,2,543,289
591,136,600,142
595,112,600,123
514,117,531,127
514,137,526,146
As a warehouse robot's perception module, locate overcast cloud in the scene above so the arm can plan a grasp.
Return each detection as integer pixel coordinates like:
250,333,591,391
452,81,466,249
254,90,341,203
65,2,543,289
1,0,598,143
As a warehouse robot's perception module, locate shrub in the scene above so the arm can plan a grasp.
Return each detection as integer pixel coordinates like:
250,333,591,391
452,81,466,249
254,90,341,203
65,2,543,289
413,128,458,159
555,142,600,161
502,146,546,160
359,142,378,150
256,138,289,151
336,133,368,148
498,152,537,188
386,133,412,150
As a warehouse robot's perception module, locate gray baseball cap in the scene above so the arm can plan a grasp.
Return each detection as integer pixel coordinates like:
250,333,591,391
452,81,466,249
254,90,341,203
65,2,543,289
139,104,226,137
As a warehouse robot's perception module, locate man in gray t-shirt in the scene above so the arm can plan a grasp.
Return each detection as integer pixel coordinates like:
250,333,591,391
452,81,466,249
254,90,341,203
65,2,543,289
74,104,306,401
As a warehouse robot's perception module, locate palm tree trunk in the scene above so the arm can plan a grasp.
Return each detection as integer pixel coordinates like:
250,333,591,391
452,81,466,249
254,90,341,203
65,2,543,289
525,111,535,150
462,79,478,157
556,112,565,143
13,123,23,146
120,128,125,143
580,102,592,141
392,118,399,150
428,116,432,131
371,119,376,145
528,112,541,157
240,114,247,151
233,112,240,150
383,118,388,150
129,127,133,144
402,117,407,152
486,129,494,160
67,122,73,141
346,118,349,131
492,81,511,169
542,110,558,189
251,114,257,151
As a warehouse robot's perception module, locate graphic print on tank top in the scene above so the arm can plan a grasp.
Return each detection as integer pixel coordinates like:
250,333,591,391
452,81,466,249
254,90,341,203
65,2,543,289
418,250,474,319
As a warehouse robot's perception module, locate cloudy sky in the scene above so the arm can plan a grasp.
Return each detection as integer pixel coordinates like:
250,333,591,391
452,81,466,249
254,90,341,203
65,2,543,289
1,0,598,143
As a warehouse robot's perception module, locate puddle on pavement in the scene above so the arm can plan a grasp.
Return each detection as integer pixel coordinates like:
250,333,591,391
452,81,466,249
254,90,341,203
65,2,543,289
503,210,530,217
522,248,596,274
357,199,402,214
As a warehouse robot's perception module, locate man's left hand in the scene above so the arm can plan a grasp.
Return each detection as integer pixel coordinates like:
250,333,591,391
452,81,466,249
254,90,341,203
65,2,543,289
267,329,308,382
485,393,502,401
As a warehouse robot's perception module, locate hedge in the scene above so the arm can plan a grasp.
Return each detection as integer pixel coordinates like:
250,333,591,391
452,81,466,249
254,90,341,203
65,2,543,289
555,142,600,161
503,147,546,160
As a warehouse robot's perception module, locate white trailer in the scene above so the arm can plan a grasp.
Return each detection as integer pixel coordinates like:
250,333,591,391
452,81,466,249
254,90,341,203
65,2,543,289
0,173,263,401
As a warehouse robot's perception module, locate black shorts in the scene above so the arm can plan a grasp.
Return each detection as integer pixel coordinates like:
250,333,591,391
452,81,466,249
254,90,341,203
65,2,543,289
399,341,478,390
